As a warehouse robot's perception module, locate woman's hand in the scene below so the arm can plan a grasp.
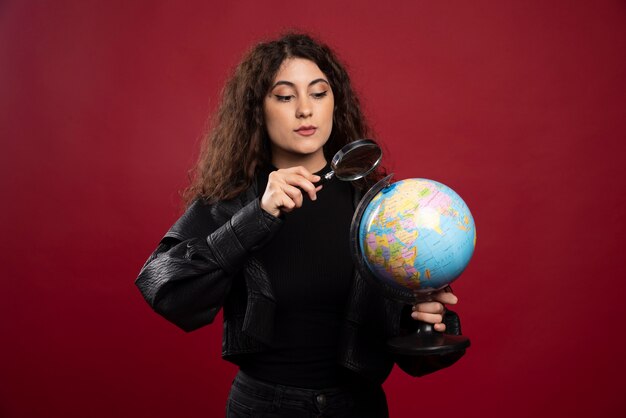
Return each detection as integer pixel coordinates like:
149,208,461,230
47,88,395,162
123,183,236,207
411,288,458,332
260,166,323,217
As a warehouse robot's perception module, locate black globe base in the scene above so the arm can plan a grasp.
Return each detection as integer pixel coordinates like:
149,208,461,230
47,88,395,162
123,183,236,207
387,321,470,356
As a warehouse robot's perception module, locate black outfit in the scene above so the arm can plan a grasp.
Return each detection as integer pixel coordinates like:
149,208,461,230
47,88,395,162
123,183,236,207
240,165,355,389
135,166,464,417
227,370,388,418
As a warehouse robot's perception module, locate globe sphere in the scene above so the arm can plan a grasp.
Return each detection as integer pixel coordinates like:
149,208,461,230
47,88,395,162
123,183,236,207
358,178,476,294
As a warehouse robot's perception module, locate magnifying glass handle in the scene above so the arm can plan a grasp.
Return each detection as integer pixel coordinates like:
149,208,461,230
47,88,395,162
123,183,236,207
314,171,335,187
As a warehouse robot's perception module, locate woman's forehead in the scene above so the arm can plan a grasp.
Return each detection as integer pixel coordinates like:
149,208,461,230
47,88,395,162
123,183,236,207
272,58,329,86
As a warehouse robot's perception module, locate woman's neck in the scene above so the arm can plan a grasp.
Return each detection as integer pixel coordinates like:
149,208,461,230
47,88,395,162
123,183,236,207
271,149,327,173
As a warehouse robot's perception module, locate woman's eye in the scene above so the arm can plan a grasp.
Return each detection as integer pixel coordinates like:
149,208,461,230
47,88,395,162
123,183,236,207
312,91,328,99
275,95,293,102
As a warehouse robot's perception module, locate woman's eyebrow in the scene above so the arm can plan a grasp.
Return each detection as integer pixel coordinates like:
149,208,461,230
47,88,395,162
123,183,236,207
270,78,330,89
308,78,330,87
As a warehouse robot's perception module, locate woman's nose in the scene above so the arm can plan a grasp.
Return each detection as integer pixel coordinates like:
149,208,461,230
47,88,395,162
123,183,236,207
296,97,312,118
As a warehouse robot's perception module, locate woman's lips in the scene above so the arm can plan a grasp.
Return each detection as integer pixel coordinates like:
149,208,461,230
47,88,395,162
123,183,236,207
295,126,317,136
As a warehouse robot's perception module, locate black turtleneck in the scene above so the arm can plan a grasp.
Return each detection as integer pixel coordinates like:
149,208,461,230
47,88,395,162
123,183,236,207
239,163,355,389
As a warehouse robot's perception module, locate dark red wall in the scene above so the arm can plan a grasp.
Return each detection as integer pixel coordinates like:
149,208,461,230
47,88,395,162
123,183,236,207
2,1,625,417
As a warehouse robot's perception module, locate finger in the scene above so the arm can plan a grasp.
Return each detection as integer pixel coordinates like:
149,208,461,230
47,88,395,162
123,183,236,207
434,323,446,332
412,301,445,314
411,311,444,324
277,192,296,213
287,166,321,183
432,290,458,305
281,184,304,208
283,174,318,201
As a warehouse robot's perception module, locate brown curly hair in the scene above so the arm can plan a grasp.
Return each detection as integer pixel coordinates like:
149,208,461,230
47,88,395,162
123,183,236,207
183,32,378,206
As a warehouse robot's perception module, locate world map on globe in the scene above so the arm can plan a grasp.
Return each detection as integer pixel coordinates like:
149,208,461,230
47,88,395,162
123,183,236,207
358,178,476,293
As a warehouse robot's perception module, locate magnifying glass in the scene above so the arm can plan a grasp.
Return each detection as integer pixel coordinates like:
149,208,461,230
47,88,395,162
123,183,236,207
317,138,382,184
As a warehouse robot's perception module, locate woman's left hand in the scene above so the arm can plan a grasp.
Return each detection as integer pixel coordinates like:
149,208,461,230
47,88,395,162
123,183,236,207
411,288,458,332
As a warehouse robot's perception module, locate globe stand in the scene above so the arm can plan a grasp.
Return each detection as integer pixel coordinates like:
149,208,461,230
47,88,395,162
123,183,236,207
389,317,469,377
350,174,471,360
388,290,470,356
388,321,470,355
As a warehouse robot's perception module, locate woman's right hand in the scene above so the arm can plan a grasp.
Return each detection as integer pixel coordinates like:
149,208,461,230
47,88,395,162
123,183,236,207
260,166,323,217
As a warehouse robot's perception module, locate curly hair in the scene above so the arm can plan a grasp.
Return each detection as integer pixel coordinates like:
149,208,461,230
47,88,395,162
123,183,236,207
182,32,378,206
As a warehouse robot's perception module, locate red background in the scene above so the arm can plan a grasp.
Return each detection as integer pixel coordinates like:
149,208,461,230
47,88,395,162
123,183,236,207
2,1,625,417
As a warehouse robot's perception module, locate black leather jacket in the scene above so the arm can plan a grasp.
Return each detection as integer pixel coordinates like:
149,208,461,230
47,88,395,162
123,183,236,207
135,180,463,384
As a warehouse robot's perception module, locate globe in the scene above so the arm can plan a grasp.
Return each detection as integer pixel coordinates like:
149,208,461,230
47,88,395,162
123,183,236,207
358,178,476,295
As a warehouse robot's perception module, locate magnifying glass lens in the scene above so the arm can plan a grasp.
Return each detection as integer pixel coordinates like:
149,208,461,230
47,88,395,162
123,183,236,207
318,139,382,185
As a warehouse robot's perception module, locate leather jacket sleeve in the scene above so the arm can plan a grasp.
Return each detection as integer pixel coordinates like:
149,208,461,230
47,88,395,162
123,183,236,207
134,197,282,332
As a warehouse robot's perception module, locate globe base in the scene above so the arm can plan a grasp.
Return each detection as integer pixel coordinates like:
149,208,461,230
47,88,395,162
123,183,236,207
387,322,470,356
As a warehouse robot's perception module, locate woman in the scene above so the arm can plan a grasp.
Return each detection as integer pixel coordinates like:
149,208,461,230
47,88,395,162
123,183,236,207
135,32,462,418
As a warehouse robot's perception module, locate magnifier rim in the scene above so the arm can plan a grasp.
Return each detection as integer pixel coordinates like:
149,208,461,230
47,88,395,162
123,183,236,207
331,138,383,181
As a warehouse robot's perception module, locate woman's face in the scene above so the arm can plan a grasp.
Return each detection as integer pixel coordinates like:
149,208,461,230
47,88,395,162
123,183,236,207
263,58,334,169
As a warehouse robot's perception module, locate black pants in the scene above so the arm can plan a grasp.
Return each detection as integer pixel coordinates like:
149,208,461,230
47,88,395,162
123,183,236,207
226,370,389,418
